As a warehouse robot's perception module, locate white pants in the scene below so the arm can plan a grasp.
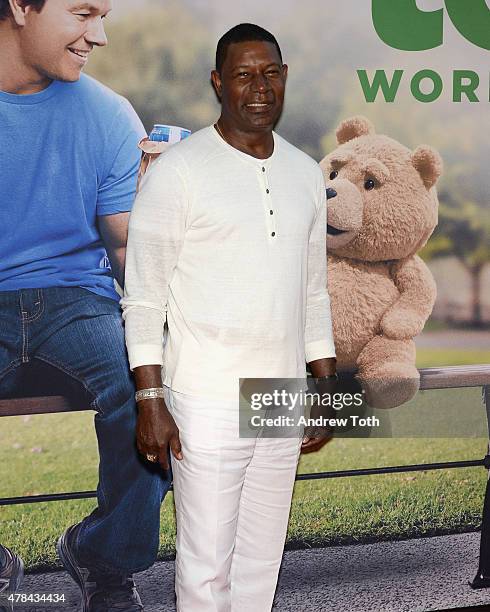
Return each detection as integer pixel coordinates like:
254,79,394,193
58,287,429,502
165,388,302,612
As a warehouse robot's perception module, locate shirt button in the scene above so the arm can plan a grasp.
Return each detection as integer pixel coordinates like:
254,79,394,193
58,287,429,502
266,189,270,194
270,210,273,215
262,167,265,172
271,232,276,237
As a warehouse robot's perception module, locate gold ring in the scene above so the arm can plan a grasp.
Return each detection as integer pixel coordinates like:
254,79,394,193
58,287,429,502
146,453,158,463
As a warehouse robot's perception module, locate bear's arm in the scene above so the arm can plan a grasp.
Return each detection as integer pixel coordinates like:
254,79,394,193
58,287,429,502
380,255,437,340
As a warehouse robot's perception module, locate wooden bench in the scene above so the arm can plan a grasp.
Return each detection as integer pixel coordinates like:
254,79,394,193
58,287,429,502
1,364,489,417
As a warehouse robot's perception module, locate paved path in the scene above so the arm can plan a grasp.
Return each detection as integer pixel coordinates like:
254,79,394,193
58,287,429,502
416,331,490,350
12,532,490,611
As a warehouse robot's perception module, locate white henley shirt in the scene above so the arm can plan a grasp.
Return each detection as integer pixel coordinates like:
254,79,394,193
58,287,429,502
122,125,335,399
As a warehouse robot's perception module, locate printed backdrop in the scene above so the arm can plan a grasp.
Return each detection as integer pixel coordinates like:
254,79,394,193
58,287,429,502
88,0,490,338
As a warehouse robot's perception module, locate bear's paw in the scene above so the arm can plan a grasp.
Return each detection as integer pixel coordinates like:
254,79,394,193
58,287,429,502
381,307,426,339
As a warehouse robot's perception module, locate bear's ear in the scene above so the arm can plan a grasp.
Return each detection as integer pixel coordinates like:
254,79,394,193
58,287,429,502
411,145,443,189
336,116,375,145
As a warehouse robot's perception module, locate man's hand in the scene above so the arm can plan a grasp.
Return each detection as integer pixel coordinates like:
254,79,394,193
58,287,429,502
302,360,337,454
301,436,331,454
133,364,182,470
137,399,182,470
301,378,338,453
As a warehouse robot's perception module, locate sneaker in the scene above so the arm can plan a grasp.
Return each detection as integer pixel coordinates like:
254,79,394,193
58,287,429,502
81,576,144,612
57,524,143,612
0,546,24,612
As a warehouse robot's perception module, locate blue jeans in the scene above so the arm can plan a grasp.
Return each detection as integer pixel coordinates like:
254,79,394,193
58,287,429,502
0,287,171,575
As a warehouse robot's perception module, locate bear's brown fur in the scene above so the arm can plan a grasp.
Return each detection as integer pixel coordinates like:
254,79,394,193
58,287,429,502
320,116,442,408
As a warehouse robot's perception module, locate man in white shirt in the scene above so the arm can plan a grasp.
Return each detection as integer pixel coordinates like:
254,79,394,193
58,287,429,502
122,23,336,612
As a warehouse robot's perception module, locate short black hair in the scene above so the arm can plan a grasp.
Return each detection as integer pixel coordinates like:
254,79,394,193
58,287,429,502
215,23,283,73
0,0,46,21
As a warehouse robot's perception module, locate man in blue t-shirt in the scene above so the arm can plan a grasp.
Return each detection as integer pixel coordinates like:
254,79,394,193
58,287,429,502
0,2,171,611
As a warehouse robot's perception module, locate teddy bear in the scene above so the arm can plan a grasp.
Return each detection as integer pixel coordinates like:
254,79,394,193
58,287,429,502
319,116,442,409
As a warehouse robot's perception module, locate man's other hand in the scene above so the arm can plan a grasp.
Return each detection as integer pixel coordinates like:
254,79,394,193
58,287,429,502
136,399,183,470
301,435,332,454
301,375,338,454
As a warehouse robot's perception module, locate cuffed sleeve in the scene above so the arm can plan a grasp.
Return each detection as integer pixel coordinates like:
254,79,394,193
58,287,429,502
305,171,336,362
121,153,189,370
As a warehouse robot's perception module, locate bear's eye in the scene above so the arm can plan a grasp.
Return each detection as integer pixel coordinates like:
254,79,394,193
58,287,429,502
364,178,376,191
329,170,338,180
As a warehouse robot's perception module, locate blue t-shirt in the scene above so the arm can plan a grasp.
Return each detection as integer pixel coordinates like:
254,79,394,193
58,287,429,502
0,74,145,300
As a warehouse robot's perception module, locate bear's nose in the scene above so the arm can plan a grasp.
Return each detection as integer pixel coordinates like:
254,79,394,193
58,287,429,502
326,188,337,200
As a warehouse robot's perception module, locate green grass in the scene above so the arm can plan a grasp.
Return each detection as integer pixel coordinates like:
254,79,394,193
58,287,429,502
423,320,454,332
416,348,490,368
290,439,486,548
1,346,488,570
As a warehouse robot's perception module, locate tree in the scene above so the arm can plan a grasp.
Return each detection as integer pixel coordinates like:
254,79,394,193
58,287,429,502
425,186,490,327
86,2,218,133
